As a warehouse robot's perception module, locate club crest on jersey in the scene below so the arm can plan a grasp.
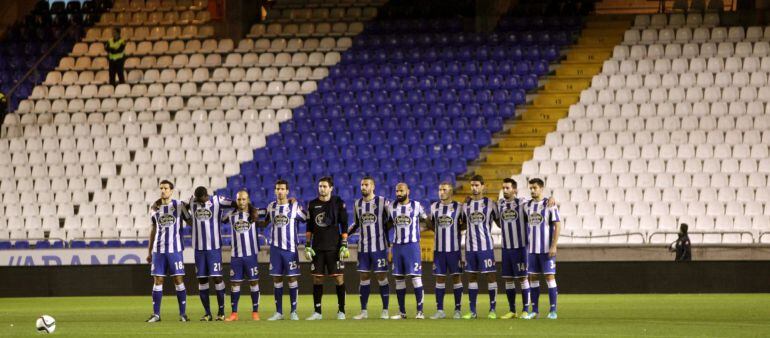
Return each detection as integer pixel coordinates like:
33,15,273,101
502,208,518,221
529,213,544,226
315,212,328,227
274,214,290,227
195,208,212,220
234,219,251,233
395,215,411,227
470,212,486,225
158,214,176,228
361,213,377,225
437,215,453,228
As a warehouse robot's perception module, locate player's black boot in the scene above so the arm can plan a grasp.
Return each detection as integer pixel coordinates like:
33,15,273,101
200,314,213,321
179,314,189,322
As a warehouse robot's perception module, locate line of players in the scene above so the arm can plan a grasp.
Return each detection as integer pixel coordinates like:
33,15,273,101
144,174,561,322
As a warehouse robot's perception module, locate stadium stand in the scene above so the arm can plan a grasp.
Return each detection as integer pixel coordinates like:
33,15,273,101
522,12,769,245
0,0,383,249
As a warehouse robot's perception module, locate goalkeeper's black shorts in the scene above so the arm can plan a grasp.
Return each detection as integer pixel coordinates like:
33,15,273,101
311,249,344,276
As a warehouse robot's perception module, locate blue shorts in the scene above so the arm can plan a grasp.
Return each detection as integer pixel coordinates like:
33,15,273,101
392,242,422,276
230,255,259,282
194,249,223,278
357,250,389,273
151,252,185,277
269,246,300,277
465,250,496,273
528,253,556,275
433,251,462,276
501,247,528,278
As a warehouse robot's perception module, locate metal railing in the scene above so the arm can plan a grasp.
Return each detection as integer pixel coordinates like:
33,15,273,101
648,230,756,244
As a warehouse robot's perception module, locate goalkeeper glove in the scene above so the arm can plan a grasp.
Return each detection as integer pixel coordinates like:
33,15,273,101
339,238,350,260
304,246,315,261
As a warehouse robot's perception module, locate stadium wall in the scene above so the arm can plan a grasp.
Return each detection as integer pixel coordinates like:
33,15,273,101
2,261,769,297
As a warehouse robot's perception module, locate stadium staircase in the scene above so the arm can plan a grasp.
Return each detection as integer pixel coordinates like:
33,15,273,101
455,15,631,200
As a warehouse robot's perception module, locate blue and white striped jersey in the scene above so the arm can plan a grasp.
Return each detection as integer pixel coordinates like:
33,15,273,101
389,200,427,245
266,201,307,253
225,211,259,258
463,197,498,252
526,198,561,254
430,201,463,252
188,195,235,251
498,197,530,250
150,199,189,254
353,196,391,253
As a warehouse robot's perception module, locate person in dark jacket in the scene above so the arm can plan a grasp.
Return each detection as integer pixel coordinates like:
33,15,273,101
669,223,692,261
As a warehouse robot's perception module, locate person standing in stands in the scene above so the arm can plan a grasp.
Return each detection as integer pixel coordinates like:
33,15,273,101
106,28,126,86
670,223,692,261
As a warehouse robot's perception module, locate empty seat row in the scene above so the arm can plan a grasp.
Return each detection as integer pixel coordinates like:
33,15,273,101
570,101,770,119
18,94,304,114
59,51,342,71
267,6,377,22
549,186,770,204
603,56,770,75
247,21,364,38
548,127,770,146
535,143,770,161
593,71,770,91
83,24,213,42
110,0,208,13
614,41,770,59
580,86,770,104
96,9,210,26
632,13,720,28
4,107,289,126
624,26,765,44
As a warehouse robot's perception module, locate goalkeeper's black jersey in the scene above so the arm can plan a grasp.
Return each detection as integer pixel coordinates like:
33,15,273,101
307,196,348,251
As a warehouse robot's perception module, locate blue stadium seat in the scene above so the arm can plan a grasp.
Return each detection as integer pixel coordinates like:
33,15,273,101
70,240,87,248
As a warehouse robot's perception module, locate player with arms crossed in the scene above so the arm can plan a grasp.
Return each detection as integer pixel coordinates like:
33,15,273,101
498,178,556,319
146,180,191,322
349,176,392,320
522,178,561,320
462,175,499,319
223,189,263,321
259,179,307,321
427,182,466,319
305,176,350,320
388,183,432,319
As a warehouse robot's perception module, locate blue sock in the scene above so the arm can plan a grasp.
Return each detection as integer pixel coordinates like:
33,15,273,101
505,282,516,312
547,280,558,313
289,281,298,312
274,282,283,314
488,282,497,312
215,282,226,316
396,280,406,314
531,280,540,314
152,285,162,315
175,284,187,316
360,280,371,311
414,277,424,313
379,279,390,310
453,283,463,312
521,279,531,313
198,283,211,315
250,285,260,312
468,282,478,314
231,287,241,313
435,283,445,311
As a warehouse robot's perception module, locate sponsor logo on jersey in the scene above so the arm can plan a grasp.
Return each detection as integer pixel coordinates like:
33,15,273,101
502,208,518,221
158,214,176,228
234,219,251,233
529,213,543,226
361,213,377,225
395,215,411,227
315,212,328,227
470,212,486,225
437,215,454,228
274,214,290,227
195,208,212,220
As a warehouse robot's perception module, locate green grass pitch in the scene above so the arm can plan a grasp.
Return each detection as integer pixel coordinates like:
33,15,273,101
2,294,769,337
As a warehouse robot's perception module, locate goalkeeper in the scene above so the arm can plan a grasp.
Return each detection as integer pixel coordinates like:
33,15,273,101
304,176,350,320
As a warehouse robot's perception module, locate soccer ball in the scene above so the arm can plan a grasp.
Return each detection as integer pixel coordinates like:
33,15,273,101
35,315,56,334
